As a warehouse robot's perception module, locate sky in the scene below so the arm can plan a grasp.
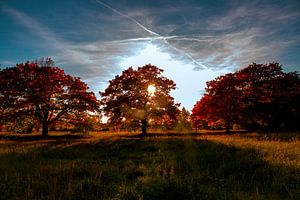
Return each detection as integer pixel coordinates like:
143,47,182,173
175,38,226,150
1,0,300,111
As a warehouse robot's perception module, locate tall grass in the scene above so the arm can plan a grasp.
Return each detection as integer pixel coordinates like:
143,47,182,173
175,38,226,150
0,132,299,199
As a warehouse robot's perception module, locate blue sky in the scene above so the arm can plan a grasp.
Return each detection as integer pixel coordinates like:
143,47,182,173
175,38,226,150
1,0,300,110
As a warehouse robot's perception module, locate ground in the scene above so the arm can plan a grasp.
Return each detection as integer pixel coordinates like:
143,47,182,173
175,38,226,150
0,131,299,200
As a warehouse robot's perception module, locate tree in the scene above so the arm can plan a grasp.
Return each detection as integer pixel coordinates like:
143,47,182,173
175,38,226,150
100,64,179,135
192,62,300,132
68,111,102,133
174,107,193,132
0,58,99,136
192,73,243,133
237,63,300,130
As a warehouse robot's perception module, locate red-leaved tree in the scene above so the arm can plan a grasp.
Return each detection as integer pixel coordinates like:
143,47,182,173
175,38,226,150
0,58,99,136
192,63,300,132
237,63,300,130
100,64,179,135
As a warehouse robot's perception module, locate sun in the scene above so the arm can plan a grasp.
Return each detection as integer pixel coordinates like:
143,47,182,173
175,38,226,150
147,84,156,95
120,43,171,68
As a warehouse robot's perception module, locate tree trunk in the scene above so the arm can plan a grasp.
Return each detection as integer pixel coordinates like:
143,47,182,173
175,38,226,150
225,120,231,134
42,123,49,136
141,119,147,136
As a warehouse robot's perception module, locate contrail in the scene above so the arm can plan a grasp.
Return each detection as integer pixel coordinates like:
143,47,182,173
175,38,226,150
95,0,207,69
106,36,182,44
95,0,159,36
107,35,215,44
167,36,216,43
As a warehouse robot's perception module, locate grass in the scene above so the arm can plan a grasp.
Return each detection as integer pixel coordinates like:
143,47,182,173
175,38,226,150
0,131,299,200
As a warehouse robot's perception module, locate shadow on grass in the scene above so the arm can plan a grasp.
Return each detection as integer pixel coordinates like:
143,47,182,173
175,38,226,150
116,131,246,138
0,137,298,200
0,133,89,142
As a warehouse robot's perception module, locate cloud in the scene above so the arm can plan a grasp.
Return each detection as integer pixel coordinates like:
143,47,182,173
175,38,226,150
2,5,148,93
0,60,16,66
95,0,159,37
4,1,300,71
94,0,208,70
2,2,207,86
156,1,300,70
91,0,299,72
2,0,299,108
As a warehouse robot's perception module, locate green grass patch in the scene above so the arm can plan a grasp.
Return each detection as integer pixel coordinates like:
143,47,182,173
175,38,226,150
0,132,299,199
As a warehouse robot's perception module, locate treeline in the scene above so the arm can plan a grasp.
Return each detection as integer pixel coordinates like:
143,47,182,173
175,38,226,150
0,59,299,135
192,63,300,132
0,59,192,135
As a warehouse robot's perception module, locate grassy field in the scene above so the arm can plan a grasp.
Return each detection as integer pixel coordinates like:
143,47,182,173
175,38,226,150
0,131,299,200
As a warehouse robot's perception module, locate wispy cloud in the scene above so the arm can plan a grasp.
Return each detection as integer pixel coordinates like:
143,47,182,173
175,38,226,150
3,6,64,49
95,0,208,69
5,0,298,75
160,1,300,70
95,0,159,37
1,0,299,109
93,0,299,71
2,5,145,91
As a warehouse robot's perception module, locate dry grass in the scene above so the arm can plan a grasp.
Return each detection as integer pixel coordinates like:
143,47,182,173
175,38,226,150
197,133,300,168
0,131,299,200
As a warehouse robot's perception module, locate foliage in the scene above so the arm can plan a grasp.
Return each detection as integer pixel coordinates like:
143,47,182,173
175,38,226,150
8,116,38,134
69,111,102,133
0,58,99,135
192,73,243,132
100,64,179,135
238,63,300,131
192,63,300,132
174,107,193,132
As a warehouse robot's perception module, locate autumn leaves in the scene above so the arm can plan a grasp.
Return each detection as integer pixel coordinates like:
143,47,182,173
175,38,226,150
192,63,300,132
1,60,300,135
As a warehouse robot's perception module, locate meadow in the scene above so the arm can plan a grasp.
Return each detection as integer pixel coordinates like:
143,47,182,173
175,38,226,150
0,131,299,200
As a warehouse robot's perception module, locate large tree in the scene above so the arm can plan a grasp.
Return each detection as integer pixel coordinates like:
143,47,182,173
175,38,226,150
0,58,99,136
100,64,179,135
192,63,300,132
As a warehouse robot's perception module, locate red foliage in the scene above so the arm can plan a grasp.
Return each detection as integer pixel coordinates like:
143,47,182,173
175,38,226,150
0,58,99,135
192,73,243,132
192,63,300,132
100,64,179,135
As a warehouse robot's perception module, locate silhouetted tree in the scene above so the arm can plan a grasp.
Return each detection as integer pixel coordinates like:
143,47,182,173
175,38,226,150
0,58,99,136
100,64,179,135
192,63,300,132
238,63,300,131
